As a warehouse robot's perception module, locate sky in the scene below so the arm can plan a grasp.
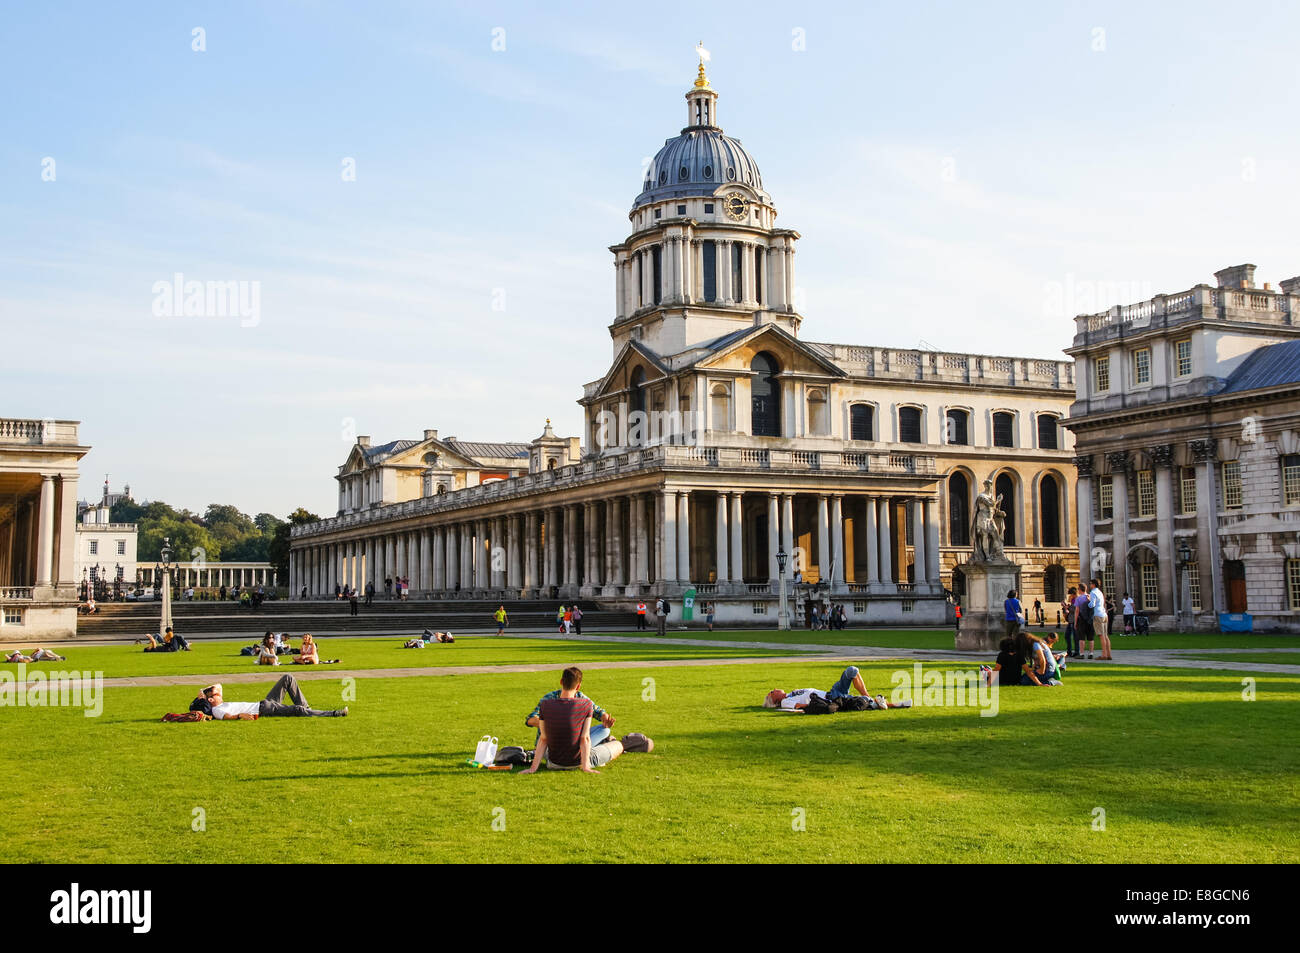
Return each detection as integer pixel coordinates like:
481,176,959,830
3,0,1298,517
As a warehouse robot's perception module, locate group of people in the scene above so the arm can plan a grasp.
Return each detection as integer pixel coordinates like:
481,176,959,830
1060,579,1114,660
5,646,67,663
141,626,192,652
808,603,849,630
555,604,584,634
404,629,455,646
984,630,1068,687
243,631,334,665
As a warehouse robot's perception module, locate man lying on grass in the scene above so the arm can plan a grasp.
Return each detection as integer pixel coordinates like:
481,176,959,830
519,666,653,774
764,665,911,712
5,647,66,663
188,675,349,719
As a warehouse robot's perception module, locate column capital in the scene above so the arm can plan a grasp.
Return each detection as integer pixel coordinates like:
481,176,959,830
1148,443,1176,469
1189,438,1217,463
1106,450,1130,473
1072,454,1095,476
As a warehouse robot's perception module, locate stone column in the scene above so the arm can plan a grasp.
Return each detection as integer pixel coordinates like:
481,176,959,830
490,517,505,589
715,492,729,586
729,492,743,583
525,512,539,592
817,494,831,583
1190,439,1221,614
608,498,624,588
1074,456,1094,587
741,241,754,305
677,490,692,584
632,494,649,586
1152,445,1176,619
780,493,795,574
767,493,779,583
57,474,77,584
1109,452,1130,596
913,500,928,586
925,498,941,585
583,502,599,590
878,497,893,585
419,530,432,592
35,474,54,587
384,536,395,586
661,490,677,585
830,494,845,587
432,527,445,590
564,505,578,588
475,520,489,589
395,532,408,585
445,525,458,590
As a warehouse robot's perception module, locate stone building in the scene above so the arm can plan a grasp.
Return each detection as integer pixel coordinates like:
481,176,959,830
0,418,89,639
290,65,1078,622
73,479,138,593
1065,264,1300,631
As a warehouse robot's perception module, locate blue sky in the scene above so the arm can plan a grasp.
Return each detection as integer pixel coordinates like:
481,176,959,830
3,1,1298,516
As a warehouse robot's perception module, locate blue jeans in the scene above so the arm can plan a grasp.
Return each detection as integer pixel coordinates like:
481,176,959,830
826,666,860,702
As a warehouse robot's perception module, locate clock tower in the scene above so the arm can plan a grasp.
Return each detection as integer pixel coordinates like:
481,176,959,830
608,58,802,360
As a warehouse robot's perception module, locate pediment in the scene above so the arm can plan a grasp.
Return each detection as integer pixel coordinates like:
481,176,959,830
693,323,845,378
588,340,671,402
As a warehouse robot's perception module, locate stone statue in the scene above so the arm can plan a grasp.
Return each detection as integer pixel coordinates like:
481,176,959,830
971,478,1007,563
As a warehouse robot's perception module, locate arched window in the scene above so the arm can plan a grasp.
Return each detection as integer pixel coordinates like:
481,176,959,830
807,388,828,435
850,404,874,441
996,472,1016,547
436,484,447,495
1041,473,1061,547
992,412,1015,448
422,451,440,466
629,367,646,417
1037,414,1059,450
898,406,922,443
751,352,781,437
948,472,970,545
710,383,731,431
547,458,557,471
946,409,969,445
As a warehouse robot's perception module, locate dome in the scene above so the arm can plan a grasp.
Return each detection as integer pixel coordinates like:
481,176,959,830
633,129,764,211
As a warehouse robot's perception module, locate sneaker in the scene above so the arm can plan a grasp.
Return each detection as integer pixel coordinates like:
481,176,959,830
895,699,914,708
1088,654,1094,659
337,707,349,717
875,694,890,709
620,732,654,753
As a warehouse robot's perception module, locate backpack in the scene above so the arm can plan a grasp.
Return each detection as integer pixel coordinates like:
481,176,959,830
838,695,873,712
802,694,834,716
662,599,671,614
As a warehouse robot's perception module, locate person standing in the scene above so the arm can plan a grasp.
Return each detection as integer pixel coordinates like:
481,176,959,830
384,576,393,599
1074,582,1094,658
570,604,583,635
1003,589,1023,641
655,596,669,637
348,587,359,617
1089,578,1111,659
635,600,647,630
954,602,962,636
494,604,508,635
1061,587,1078,657
706,601,715,632
365,580,375,608
1121,592,1135,635
1033,598,1044,626
300,584,307,600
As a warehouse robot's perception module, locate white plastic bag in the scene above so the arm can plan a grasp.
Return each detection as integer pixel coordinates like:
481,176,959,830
473,734,498,765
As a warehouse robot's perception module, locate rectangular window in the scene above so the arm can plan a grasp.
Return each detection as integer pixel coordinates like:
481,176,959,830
2,608,23,625
703,203,714,214
992,412,1014,448
1095,356,1110,391
1099,477,1113,519
1288,559,1300,610
754,246,763,304
853,601,866,613
1141,563,1159,611
905,503,914,545
1179,467,1197,514
654,208,662,218
1188,561,1202,612
652,246,662,305
1175,338,1192,377
1137,469,1155,517
702,241,717,301
1223,460,1243,509
752,602,768,615
1037,415,1058,450
1283,454,1300,506
676,204,686,215
731,242,743,299
1102,567,1115,603
1133,347,1151,385
89,540,98,555
116,540,126,555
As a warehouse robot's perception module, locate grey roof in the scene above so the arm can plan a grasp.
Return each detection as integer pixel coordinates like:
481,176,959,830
634,128,763,210
362,439,419,461
444,439,529,461
1218,339,1300,394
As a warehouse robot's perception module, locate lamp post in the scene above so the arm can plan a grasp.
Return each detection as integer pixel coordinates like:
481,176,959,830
160,537,173,638
776,545,789,630
1177,539,1193,633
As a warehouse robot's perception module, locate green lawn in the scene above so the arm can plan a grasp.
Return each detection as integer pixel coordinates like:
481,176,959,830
1181,652,1300,666
0,636,805,680
2,652,1296,863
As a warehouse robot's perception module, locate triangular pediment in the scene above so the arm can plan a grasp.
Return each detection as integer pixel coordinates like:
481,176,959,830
691,323,846,377
587,339,672,402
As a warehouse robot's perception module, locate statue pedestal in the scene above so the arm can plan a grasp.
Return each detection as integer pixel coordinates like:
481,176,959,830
956,561,1018,651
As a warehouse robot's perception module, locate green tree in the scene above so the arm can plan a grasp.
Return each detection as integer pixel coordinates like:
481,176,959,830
268,508,320,583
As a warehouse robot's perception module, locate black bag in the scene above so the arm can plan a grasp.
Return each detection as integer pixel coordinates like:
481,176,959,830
494,746,533,767
802,694,834,716
838,695,873,712
661,599,671,614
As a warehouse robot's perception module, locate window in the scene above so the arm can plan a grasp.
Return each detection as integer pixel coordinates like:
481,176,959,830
654,208,662,218
992,412,1014,448
752,602,768,614
995,473,1016,547
1223,460,1243,509
1037,415,1058,450
905,501,914,545
1137,469,1155,517
710,383,731,431
898,407,922,443
2,608,23,625
676,204,686,215
1102,566,1115,602
751,352,781,437
1141,563,1159,611
948,472,970,546
1099,476,1113,519
1287,559,1300,610
116,540,126,555
1041,474,1061,547
806,389,828,435
945,409,969,445
1095,356,1110,391
703,203,714,214
731,242,743,299
1188,562,1202,611
1133,347,1151,385
754,246,763,304
702,241,717,301
1283,454,1300,505
89,540,98,555
1179,467,1197,514
652,246,662,305
1175,338,1192,377
850,404,874,441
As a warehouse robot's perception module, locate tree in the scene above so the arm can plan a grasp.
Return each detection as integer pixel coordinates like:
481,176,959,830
268,508,321,583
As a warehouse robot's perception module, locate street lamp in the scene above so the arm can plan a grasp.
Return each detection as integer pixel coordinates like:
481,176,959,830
776,546,789,630
159,537,174,638
1177,539,1193,633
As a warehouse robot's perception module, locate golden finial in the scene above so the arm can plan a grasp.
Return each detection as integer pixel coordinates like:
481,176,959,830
694,41,711,88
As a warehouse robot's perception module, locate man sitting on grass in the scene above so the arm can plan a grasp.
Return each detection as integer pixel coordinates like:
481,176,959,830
519,667,653,774
189,675,348,719
525,675,615,747
764,665,911,711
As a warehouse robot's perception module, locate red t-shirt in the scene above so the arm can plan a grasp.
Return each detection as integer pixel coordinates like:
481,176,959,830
538,696,594,768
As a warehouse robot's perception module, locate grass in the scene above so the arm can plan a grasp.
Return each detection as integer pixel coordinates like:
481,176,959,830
2,647,1297,863
1181,652,1300,666
0,636,806,680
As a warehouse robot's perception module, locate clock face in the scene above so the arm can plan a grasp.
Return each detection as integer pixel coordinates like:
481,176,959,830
724,193,748,221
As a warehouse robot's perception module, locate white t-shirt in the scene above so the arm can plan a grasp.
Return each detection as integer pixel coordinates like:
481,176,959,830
781,688,825,710
212,701,260,718
1122,598,1135,615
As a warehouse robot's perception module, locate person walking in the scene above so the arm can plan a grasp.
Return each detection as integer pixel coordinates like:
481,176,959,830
571,604,583,635
494,604,508,635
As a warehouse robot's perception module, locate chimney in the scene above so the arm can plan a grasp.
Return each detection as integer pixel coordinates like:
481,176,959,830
1280,276,1300,296
424,429,438,441
357,435,371,448
1214,264,1257,289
